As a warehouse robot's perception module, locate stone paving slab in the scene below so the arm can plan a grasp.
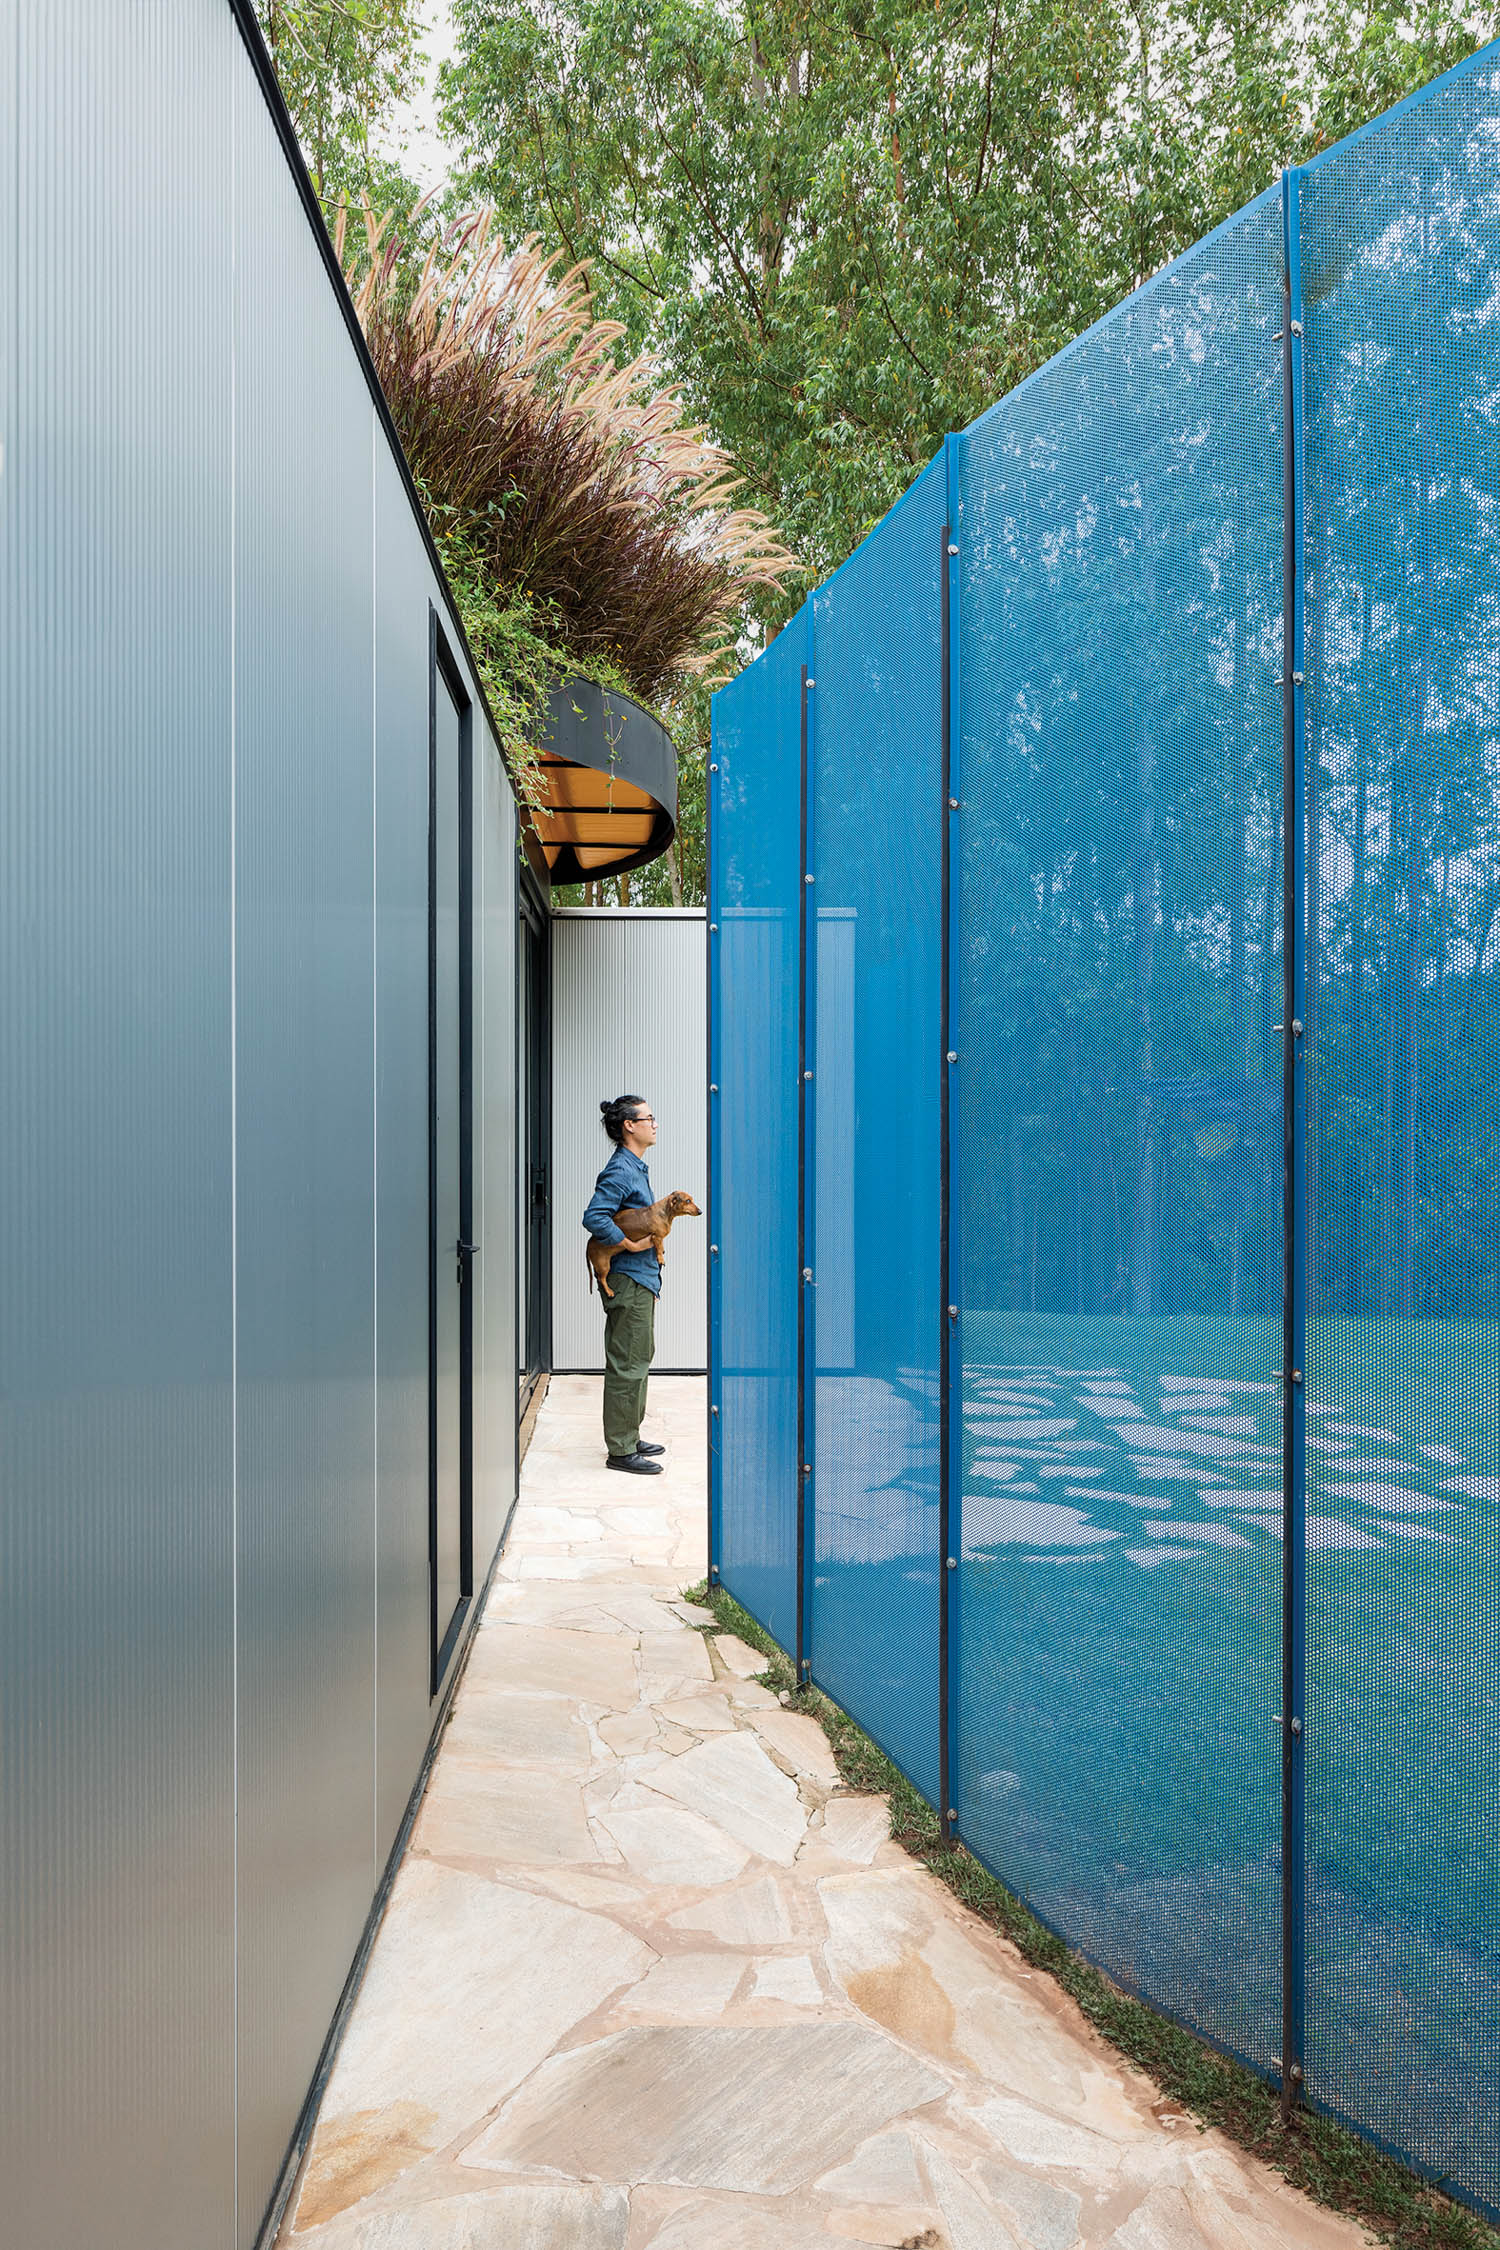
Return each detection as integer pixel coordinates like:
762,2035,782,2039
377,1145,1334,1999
281,1375,1371,2250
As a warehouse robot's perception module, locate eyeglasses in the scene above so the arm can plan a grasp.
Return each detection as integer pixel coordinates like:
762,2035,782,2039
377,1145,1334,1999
631,1113,656,1125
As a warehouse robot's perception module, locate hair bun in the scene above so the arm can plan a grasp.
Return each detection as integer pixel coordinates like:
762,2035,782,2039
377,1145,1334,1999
600,1091,645,1145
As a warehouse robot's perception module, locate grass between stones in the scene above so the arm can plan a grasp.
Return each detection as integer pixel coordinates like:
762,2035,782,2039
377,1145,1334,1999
681,1580,1499,2250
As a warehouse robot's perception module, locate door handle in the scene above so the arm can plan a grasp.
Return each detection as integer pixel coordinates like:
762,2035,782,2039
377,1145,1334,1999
456,1238,479,1285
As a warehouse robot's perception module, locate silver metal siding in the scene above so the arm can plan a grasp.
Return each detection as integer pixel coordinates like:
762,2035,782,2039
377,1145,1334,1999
0,6,238,2246
475,741,519,1566
3,9,526,2243
372,443,438,1858
231,56,380,2238
551,911,707,1372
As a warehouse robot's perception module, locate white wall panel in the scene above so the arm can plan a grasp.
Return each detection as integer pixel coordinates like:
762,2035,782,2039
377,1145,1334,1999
552,911,707,1372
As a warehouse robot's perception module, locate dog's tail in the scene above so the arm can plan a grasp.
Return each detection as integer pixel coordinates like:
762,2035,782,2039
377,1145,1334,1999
586,1245,595,1297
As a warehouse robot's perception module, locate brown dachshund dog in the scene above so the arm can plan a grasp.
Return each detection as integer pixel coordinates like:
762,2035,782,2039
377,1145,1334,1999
588,1190,702,1299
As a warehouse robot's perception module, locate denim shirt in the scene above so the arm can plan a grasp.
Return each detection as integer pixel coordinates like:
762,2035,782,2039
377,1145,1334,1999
583,1146,661,1296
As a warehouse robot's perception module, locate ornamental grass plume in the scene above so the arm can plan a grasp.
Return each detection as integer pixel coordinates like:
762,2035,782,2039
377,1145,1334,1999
339,201,799,703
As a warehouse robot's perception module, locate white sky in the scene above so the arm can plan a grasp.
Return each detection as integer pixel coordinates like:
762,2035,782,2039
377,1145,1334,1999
375,0,462,194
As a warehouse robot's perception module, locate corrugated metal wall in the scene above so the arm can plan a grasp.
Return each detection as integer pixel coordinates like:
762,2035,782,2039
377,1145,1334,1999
0,7,519,2247
551,911,707,1373
1,8,239,2242
232,60,382,2219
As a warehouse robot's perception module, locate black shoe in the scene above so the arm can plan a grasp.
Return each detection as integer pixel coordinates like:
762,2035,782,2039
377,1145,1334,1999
635,1439,666,1456
606,1451,664,1475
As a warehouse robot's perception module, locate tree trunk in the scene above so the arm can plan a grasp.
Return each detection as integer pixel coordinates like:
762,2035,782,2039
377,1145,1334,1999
1398,764,1422,1320
1129,722,1160,1317
1434,818,1451,1289
1349,578,1371,1315
1008,1107,1026,1312
1399,191,1434,1319
1259,799,1282,1082
1230,569,1247,1071
1377,952,1394,1317
1306,644,1323,1316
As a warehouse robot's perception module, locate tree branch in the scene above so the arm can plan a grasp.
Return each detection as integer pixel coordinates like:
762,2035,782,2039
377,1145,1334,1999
972,0,1003,197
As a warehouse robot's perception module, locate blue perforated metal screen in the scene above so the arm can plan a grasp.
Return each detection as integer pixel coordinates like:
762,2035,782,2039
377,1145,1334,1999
709,46,1500,2217
954,189,1287,2074
1300,57,1500,2208
709,611,807,1649
808,458,946,1801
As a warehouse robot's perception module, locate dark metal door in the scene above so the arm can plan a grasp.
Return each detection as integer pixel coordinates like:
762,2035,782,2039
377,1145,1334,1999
430,642,473,1684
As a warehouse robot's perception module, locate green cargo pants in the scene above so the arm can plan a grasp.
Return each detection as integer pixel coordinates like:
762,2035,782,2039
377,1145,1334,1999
603,1271,656,1458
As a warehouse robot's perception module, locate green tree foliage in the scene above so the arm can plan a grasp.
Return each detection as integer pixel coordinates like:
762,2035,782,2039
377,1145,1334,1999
440,0,1495,579
256,0,427,206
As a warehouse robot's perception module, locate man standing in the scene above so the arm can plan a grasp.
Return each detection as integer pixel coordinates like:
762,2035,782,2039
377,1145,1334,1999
584,1094,666,1474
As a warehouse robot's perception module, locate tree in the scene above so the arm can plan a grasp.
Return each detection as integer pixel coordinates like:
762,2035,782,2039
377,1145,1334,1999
256,0,428,208
439,0,1493,584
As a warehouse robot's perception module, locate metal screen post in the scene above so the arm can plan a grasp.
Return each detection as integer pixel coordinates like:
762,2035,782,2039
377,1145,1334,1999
1279,162,1309,2124
939,433,961,1842
706,717,721,1585
796,654,814,1682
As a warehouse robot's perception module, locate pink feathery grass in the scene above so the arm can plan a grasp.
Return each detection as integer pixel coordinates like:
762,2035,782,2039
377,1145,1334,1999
339,202,799,702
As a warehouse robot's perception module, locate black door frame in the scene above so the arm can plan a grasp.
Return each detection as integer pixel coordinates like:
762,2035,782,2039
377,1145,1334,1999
429,613,475,1692
517,861,553,1414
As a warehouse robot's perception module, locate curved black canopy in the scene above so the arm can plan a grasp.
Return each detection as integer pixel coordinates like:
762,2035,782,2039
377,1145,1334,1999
533,678,677,886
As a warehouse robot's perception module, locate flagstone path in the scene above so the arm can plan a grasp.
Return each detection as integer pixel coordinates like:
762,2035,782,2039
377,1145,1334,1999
278,1374,1370,2250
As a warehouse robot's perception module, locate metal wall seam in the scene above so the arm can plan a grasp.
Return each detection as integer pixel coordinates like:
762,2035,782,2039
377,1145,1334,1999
371,439,446,1860
475,720,520,1573
707,726,720,1580
796,619,814,1679
805,602,820,1687
369,401,380,1891
1279,162,1309,2122
939,431,962,1841
230,51,241,2235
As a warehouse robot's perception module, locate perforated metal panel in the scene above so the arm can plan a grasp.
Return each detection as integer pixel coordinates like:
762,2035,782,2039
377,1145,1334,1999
708,51,1500,2218
808,460,946,1799
953,190,1288,2073
709,613,808,1650
1301,55,1500,2206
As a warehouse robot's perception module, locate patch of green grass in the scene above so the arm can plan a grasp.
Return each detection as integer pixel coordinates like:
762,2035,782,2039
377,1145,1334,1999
681,1578,1500,2250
